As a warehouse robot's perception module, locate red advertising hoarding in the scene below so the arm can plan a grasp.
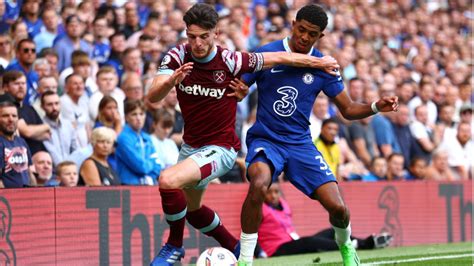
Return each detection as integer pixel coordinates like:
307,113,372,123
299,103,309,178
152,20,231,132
0,181,471,265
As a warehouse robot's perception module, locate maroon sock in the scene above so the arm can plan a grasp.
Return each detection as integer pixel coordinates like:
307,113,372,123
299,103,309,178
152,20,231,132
160,188,187,247
186,205,238,250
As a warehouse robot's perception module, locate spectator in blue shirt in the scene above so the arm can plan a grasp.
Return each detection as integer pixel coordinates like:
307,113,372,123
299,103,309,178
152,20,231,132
20,0,43,38
33,8,59,53
116,100,161,185
53,15,93,72
5,38,39,105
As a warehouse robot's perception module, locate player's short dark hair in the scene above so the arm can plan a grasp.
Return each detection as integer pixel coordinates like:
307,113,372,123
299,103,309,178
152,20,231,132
296,4,328,31
321,117,338,127
183,3,218,30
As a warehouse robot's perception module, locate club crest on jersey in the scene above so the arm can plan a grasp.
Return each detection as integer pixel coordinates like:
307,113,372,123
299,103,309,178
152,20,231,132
161,55,171,66
213,70,226,83
302,73,314,84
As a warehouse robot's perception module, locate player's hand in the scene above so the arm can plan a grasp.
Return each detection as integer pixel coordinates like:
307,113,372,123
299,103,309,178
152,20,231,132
318,56,340,76
228,78,249,102
170,62,193,86
376,96,399,112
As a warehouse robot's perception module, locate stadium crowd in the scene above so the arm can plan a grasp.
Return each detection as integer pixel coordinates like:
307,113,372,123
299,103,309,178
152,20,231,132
0,0,471,188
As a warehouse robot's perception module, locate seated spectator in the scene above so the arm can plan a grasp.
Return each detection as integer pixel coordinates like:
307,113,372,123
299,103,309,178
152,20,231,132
150,109,179,170
56,161,79,187
348,115,378,168
386,153,405,181
32,58,51,80
362,157,387,182
31,151,58,186
88,66,125,122
116,100,160,185
58,50,98,97
0,96,35,188
60,73,90,148
33,8,59,53
5,38,40,106
79,127,120,186
53,15,93,72
94,96,122,135
314,118,340,179
32,75,59,118
438,122,473,180
258,183,392,257
409,104,442,162
3,70,49,155
41,91,78,166
391,104,416,169
0,34,14,68
405,157,427,180
425,149,456,181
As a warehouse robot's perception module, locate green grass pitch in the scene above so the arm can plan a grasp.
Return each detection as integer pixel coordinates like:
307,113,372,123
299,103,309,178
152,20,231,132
251,242,473,266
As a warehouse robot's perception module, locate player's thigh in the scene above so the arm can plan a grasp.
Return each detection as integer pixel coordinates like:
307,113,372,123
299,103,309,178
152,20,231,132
183,144,237,189
246,138,285,184
159,157,201,188
285,142,337,198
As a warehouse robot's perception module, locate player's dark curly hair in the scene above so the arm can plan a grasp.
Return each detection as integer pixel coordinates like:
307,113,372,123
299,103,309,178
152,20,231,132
296,4,328,31
183,3,218,30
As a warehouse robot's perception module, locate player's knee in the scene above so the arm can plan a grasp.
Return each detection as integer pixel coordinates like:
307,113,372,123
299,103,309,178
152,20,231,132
330,203,350,221
158,170,177,189
249,178,270,200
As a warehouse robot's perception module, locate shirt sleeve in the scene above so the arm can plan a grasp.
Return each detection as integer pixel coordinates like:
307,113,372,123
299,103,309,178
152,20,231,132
223,50,264,77
156,45,185,76
322,72,344,98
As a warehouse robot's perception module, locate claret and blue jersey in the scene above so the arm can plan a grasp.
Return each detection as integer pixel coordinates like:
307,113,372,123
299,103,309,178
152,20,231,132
243,37,344,144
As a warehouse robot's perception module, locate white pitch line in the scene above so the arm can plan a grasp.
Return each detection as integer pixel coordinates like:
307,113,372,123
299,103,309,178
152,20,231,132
363,253,474,265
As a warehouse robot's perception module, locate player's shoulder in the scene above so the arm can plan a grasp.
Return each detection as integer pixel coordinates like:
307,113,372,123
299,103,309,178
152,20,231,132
310,48,324,58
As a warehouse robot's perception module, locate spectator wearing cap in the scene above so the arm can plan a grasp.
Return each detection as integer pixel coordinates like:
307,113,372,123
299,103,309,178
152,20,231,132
0,96,36,188
2,70,50,155
53,15,93,72
33,8,59,53
5,38,39,106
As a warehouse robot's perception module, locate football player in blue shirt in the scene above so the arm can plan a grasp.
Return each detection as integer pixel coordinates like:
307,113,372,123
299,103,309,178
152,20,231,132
237,4,398,266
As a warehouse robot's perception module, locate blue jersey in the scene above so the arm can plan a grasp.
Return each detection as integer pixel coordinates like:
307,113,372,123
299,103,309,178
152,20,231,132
243,37,344,144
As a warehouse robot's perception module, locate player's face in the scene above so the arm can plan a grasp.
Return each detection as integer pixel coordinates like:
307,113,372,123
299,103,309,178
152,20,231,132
186,24,217,59
290,19,323,54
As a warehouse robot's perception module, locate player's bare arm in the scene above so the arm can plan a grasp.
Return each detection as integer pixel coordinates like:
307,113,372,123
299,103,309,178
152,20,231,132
227,78,249,101
261,52,340,75
333,92,399,120
147,62,194,103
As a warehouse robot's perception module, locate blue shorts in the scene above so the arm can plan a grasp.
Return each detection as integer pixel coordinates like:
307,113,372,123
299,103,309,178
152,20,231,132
245,138,337,197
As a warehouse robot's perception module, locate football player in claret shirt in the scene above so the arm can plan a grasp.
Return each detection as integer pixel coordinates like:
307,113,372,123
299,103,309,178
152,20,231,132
236,4,399,266
146,3,340,265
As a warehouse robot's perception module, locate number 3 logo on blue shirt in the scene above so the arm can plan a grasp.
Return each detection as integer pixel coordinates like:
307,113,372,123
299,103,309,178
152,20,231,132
273,86,298,117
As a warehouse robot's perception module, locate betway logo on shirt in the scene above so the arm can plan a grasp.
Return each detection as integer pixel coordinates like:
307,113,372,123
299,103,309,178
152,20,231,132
178,83,226,99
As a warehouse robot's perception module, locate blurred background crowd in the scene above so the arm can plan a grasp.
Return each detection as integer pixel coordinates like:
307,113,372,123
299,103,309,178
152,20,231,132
0,0,471,188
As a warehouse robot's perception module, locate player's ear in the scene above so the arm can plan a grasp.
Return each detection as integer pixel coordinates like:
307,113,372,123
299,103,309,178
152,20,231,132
319,33,325,39
214,28,219,38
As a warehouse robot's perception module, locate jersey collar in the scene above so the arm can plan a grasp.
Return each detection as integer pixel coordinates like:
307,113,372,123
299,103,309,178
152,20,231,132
191,45,217,63
283,36,314,55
